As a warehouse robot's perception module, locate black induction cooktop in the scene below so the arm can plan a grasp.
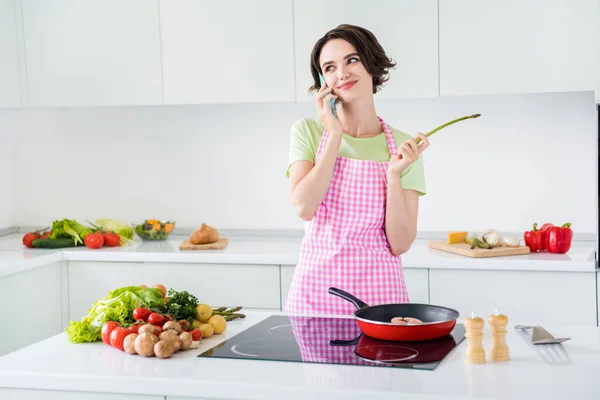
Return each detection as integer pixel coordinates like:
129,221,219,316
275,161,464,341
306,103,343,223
198,315,465,371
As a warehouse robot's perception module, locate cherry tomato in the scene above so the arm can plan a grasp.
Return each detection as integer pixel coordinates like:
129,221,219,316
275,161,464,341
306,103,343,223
190,328,202,341
132,307,151,322
179,320,191,331
22,232,39,248
103,232,120,247
39,231,51,239
148,313,166,326
110,327,134,351
84,233,104,249
101,321,121,345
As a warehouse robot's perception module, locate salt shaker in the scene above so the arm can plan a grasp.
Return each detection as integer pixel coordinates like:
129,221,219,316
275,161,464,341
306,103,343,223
488,309,509,361
464,312,486,364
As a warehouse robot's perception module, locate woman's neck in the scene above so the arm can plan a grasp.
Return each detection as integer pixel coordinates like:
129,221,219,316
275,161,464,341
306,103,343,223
337,96,381,138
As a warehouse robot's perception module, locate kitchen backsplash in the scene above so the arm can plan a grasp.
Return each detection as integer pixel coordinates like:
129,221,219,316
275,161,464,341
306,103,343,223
0,90,596,234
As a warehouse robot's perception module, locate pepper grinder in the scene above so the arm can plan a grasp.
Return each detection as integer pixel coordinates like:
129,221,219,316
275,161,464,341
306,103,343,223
488,309,509,361
464,312,486,364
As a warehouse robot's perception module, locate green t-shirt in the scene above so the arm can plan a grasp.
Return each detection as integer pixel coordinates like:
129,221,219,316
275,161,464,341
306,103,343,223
286,118,427,196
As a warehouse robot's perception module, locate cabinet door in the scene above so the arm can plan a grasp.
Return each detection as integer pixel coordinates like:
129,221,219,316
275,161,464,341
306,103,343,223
439,0,596,96
142,262,281,309
67,261,144,321
0,263,62,356
293,0,438,102
22,0,163,107
280,265,429,306
0,0,21,107
430,269,597,326
160,0,295,104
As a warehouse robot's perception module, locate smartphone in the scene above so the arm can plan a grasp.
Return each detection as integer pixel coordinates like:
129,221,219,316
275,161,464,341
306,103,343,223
319,74,337,117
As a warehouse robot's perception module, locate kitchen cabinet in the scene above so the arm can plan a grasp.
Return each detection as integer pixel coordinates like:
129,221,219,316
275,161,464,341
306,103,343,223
430,269,597,326
596,0,600,103
0,262,63,356
0,390,162,400
68,261,281,320
280,265,429,307
142,262,281,310
21,0,163,107
159,0,295,105
439,0,596,96
293,0,438,102
0,0,21,107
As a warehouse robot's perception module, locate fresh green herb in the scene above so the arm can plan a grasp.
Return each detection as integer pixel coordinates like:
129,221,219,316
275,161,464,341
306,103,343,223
164,289,199,322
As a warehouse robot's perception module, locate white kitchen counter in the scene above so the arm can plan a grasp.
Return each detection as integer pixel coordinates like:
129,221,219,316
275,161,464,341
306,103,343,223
0,310,599,400
0,233,596,278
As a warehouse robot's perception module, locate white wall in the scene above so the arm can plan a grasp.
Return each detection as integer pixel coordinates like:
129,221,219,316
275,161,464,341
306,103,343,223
2,91,598,234
0,110,14,228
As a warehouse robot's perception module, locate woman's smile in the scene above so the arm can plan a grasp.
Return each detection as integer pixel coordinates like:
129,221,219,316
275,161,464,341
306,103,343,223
337,80,357,90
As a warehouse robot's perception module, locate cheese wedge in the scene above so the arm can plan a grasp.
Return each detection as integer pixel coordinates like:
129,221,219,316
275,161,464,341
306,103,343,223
447,231,468,244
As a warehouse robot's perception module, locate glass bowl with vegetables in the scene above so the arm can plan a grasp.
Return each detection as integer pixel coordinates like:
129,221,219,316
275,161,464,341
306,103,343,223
133,219,176,241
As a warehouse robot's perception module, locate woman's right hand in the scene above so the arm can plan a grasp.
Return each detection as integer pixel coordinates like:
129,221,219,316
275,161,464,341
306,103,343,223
316,82,343,137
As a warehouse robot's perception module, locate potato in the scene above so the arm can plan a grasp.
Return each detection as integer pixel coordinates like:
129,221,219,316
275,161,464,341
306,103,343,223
134,333,159,357
199,323,214,338
179,332,193,350
163,321,182,334
208,315,227,334
159,330,179,341
123,333,138,355
154,340,175,359
139,324,159,335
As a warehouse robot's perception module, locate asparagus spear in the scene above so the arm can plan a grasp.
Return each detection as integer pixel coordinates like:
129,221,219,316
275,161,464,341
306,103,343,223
415,114,481,145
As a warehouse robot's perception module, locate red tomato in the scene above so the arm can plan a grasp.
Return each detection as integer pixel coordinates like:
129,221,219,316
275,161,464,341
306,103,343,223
110,327,134,351
22,232,38,248
103,232,120,247
39,231,51,239
84,233,104,249
132,307,151,322
148,313,166,326
179,320,191,331
101,321,121,345
190,328,202,341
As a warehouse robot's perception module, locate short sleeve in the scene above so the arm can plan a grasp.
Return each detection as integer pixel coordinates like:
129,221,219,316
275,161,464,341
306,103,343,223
286,119,318,177
400,154,427,196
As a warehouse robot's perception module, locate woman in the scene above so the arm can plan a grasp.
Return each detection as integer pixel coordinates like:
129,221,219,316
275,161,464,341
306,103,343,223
284,24,429,316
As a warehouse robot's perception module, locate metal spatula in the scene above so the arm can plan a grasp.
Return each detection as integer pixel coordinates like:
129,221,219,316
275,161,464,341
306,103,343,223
514,325,571,344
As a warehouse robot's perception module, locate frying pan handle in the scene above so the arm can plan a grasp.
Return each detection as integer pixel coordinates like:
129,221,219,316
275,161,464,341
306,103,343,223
329,337,361,347
328,287,369,309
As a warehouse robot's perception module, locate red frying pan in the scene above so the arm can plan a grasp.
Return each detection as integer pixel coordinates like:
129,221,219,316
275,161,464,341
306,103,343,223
328,287,459,341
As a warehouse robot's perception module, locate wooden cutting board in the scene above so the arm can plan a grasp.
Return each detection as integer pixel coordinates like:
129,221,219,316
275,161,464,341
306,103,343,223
179,238,228,251
427,240,530,258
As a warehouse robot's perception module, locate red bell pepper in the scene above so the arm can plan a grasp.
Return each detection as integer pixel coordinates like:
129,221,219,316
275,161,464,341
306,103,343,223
545,222,573,254
523,223,544,252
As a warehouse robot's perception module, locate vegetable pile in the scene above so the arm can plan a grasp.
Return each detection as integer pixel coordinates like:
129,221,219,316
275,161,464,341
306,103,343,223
134,219,175,241
22,218,134,250
68,283,245,359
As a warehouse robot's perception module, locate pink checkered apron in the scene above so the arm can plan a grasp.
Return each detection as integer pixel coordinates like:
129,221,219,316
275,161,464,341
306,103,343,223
285,116,409,316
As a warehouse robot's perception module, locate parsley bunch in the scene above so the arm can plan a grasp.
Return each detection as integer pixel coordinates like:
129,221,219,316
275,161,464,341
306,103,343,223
164,289,199,322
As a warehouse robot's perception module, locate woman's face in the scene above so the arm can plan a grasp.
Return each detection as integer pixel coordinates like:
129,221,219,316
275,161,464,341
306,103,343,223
318,39,372,103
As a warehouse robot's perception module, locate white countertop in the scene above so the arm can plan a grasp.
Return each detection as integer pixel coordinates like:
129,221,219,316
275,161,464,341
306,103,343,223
0,310,599,399
0,233,596,279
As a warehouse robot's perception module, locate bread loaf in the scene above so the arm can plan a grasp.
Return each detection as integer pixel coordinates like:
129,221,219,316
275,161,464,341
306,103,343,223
190,223,219,244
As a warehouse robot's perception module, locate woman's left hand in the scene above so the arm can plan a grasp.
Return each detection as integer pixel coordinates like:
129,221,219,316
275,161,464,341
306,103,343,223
388,132,430,175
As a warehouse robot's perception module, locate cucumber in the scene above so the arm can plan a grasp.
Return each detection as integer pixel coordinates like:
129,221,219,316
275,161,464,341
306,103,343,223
32,238,77,249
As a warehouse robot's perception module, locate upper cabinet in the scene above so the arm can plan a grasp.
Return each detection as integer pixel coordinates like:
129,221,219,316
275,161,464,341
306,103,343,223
293,0,439,102
439,0,597,96
0,0,21,107
159,0,295,105
21,0,163,107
